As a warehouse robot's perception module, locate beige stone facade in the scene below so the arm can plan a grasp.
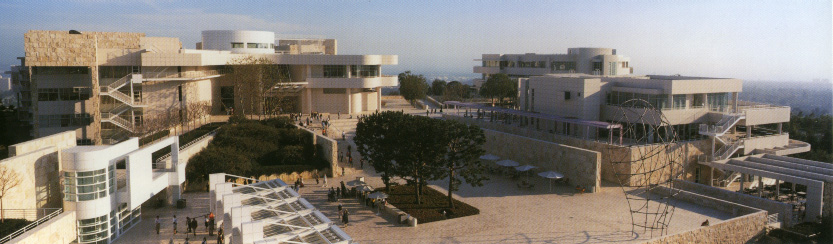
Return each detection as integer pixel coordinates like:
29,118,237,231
7,211,77,244
10,30,397,145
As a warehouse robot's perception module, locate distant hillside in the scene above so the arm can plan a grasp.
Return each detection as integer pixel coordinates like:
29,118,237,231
740,81,832,115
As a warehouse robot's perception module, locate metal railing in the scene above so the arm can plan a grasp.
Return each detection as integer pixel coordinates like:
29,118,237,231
142,70,221,80
154,127,220,164
0,208,62,244
767,213,779,224
103,115,135,132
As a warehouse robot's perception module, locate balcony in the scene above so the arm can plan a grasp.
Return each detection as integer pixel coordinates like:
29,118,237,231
306,75,397,89
737,100,790,126
601,105,711,126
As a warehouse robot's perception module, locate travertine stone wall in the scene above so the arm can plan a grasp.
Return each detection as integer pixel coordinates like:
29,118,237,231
481,129,601,192
0,147,59,211
8,211,77,244
644,211,767,244
444,115,709,186
294,125,338,177
8,130,77,157
24,30,144,66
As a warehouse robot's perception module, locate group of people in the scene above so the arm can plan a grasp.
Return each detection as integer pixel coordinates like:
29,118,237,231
425,107,443,116
327,182,353,202
157,212,222,244
337,203,350,227
293,178,305,192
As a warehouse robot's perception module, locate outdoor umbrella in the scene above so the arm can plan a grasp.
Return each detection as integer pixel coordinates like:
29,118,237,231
515,165,538,172
367,191,389,199
345,179,366,187
538,171,565,192
495,159,520,167
479,154,500,161
357,185,374,192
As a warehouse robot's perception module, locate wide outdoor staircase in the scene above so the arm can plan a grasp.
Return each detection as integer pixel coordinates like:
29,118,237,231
699,112,746,161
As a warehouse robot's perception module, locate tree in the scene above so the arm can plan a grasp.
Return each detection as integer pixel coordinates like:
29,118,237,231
186,146,253,181
0,165,21,223
443,81,470,102
398,71,428,102
393,115,446,204
430,79,446,96
479,73,517,106
437,120,487,208
227,56,290,118
355,111,406,191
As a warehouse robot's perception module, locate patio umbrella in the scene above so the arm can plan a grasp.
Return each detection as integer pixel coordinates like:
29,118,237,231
495,159,520,167
515,165,538,172
479,154,500,161
357,185,374,192
538,171,564,192
367,191,389,199
345,179,366,187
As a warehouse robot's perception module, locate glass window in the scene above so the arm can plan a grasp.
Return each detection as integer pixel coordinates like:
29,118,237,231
564,91,571,100
322,65,346,78
350,65,379,77
673,94,686,109
231,43,244,48
323,88,346,94
247,43,258,48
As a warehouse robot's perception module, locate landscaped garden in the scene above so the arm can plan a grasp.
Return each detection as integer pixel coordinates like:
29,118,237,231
0,219,32,239
186,117,329,183
381,185,479,224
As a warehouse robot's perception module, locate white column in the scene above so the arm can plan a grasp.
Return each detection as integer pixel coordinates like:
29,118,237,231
376,88,382,112
346,88,352,114
306,88,312,114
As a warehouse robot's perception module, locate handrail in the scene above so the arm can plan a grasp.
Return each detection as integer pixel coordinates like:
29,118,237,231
142,70,221,80
0,208,62,244
103,116,135,132
154,128,220,164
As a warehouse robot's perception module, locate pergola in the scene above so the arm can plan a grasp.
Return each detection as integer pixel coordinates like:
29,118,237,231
443,101,624,144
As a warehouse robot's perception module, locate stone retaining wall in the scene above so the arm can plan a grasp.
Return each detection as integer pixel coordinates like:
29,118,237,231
644,210,767,244
480,129,601,192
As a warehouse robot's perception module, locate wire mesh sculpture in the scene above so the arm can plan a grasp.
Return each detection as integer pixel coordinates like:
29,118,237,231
606,99,685,238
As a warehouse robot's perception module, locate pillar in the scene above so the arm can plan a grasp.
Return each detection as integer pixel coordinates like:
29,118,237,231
739,173,745,193
777,123,783,134
747,125,752,139
306,88,312,114
758,175,763,197
346,88,352,114
775,180,780,199
376,88,382,112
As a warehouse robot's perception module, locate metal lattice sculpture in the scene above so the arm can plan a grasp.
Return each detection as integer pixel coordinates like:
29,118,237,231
606,99,685,238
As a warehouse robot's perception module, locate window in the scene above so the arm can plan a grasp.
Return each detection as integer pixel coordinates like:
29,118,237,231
564,91,571,100
323,88,346,94
38,88,91,101
692,94,705,108
673,94,686,109
177,85,182,102
622,62,628,68
38,113,91,128
231,43,244,48
350,65,379,77
63,168,109,202
609,62,617,76
32,66,89,75
482,61,499,67
247,43,258,48
323,65,346,78
552,62,576,71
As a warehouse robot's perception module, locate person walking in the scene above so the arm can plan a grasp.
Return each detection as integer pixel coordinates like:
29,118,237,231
172,215,178,234
208,212,215,236
186,217,191,234
360,158,364,169
191,217,198,237
314,174,320,185
217,227,224,244
204,215,209,234
202,237,207,244
342,209,350,227
322,175,328,188
155,216,161,234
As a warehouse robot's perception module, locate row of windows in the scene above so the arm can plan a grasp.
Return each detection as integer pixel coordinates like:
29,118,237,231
37,88,91,101
32,67,89,75
231,42,274,49
552,62,576,71
39,113,92,128
62,165,114,202
323,88,346,94
518,61,547,68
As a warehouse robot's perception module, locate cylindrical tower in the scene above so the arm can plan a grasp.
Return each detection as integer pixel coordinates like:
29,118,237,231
201,30,275,54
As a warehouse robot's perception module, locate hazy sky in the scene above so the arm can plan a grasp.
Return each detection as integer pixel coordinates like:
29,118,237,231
1,0,830,82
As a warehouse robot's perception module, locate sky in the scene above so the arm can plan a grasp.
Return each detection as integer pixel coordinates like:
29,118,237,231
0,0,831,82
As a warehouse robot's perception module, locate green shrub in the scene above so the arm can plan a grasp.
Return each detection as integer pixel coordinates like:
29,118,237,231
140,130,170,146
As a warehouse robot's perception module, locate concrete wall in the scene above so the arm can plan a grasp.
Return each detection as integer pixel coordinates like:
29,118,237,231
294,125,338,177
644,210,767,244
743,134,789,155
651,186,762,217
672,179,793,226
7,211,77,244
480,129,601,192
742,106,790,126
8,130,77,157
0,147,60,211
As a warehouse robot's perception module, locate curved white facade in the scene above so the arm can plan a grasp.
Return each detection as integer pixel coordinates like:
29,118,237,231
201,30,275,54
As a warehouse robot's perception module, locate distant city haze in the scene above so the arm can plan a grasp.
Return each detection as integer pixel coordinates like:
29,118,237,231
0,0,830,82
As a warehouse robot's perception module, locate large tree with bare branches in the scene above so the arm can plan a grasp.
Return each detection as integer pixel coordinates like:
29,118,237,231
0,165,21,223
227,56,291,118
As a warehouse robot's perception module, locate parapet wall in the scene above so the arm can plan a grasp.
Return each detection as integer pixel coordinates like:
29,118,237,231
672,179,793,226
646,186,768,244
480,129,601,192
